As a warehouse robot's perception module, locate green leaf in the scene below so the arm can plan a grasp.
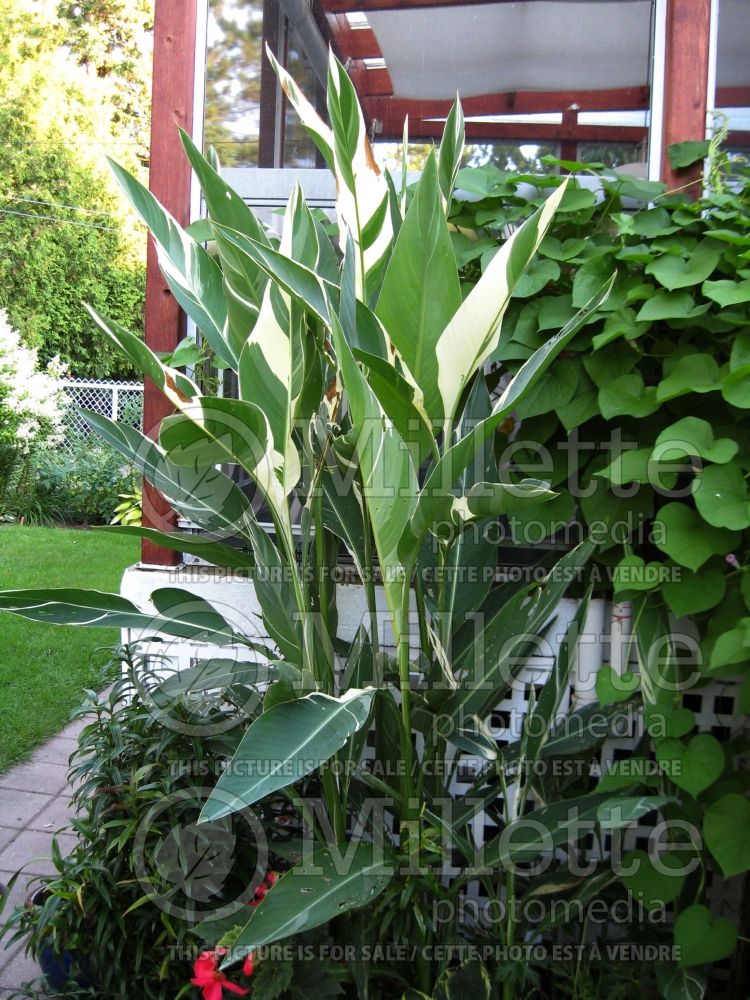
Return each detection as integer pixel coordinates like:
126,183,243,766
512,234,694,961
95,525,255,570
599,374,660,419
245,521,303,663
435,960,491,1000
107,159,236,368
212,223,332,327
539,236,587,261
620,207,680,238
655,734,724,798
434,181,568,424
223,841,391,958
522,589,592,765
85,306,198,409
692,462,750,530
702,278,750,306
674,905,737,967
667,140,710,169
438,97,465,209
159,398,269,479
354,349,437,467
636,289,695,322
644,704,696,739
653,502,739,571
444,541,595,723
0,588,243,644
200,689,375,821
376,150,462,424
572,255,615,308
703,793,750,878
331,312,418,633
652,417,738,464
156,658,276,698
620,850,686,910
657,354,722,401
597,795,674,829
482,794,668,868
181,129,270,354
596,664,639,706
662,566,726,617
82,411,254,541
654,963,706,1000
511,258,560,298
645,239,721,291
722,363,750,407
597,759,659,792
708,625,750,670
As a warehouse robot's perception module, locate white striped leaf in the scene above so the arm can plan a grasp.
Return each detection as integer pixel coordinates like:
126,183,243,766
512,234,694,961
220,841,392,960
435,180,569,427
200,688,376,821
331,311,419,637
375,150,462,424
0,588,245,645
107,159,236,368
85,306,198,408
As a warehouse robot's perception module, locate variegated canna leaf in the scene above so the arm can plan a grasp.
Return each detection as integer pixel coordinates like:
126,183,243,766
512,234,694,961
85,306,198,408
435,180,569,427
376,149,462,425
107,159,237,369
180,130,269,357
438,96,465,212
330,311,419,638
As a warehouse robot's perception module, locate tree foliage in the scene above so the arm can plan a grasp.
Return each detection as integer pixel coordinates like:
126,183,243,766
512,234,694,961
0,0,152,378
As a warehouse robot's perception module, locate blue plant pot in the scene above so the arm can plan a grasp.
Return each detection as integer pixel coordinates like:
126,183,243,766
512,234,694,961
38,943,91,991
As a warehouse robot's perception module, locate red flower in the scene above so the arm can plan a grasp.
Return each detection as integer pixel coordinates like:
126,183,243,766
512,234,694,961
242,954,254,978
248,870,280,907
190,951,249,1000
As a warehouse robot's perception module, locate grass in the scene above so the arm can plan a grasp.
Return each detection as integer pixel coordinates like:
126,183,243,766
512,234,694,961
0,524,140,772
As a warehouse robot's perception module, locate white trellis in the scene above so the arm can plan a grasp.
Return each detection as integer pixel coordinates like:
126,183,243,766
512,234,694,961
60,377,143,450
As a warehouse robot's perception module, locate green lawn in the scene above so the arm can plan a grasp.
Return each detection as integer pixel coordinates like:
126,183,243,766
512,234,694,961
0,525,140,772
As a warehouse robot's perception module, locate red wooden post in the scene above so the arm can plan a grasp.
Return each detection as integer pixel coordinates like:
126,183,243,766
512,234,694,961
660,0,711,192
141,0,199,565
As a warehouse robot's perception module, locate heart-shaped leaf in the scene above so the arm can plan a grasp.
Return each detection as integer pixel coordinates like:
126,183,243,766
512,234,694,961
662,566,727,617
599,374,660,419
613,555,665,594
596,665,640,706
703,793,750,878
708,624,750,671
645,239,720,291
652,417,738,465
656,354,722,401
655,734,724,798
674,904,737,967
645,704,696,739
653,503,739,572
693,463,750,530
702,278,750,307
621,849,687,910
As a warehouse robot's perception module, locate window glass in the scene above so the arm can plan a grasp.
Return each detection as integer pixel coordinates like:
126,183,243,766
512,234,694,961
713,0,750,161
204,0,656,175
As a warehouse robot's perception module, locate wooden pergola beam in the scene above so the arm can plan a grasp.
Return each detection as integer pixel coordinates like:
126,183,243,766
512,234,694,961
141,0,198,565
661,0,711,190
385,119,647,142
325,0,511,10
363,86,651,117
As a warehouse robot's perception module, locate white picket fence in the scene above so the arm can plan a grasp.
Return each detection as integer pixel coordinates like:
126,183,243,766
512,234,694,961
60,377,143,450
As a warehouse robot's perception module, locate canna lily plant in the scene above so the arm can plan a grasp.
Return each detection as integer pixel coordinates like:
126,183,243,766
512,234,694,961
0,50,670,997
